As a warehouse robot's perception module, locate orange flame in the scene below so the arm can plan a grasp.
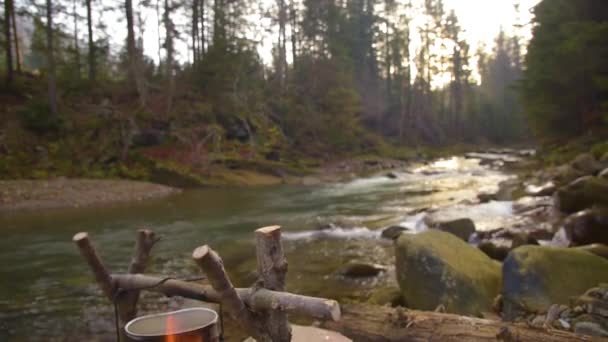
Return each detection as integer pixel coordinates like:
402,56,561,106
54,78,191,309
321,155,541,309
166,315,177,342
165,315,203,342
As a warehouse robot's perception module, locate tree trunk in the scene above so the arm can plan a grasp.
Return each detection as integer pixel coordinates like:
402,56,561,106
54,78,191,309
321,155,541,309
126,0,146,106
324,304,593,342
73,0,81,80
278,0,287,91
10,2,20,74
200,0,205,55
192,0,199,67
86,0,95,81
289,0,297,70
163,0,175,115
46,0,58,116
4,0,13,85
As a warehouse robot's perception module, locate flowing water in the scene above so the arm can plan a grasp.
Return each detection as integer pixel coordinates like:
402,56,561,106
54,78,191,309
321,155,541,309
0,156,518,341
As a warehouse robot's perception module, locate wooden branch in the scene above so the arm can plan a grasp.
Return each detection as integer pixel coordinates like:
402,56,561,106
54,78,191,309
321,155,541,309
247,288,341,322
323,304,594,342
73,232,115,300
193,245,269,341
128,229,158,274
121,229,159,323
255,225,291,342
110,274,341,321
255,225,288,290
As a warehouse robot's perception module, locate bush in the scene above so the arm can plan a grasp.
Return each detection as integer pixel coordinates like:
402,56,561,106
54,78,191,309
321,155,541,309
17,100,63,134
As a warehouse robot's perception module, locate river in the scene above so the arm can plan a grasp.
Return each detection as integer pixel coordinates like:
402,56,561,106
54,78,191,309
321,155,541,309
0,155,518,341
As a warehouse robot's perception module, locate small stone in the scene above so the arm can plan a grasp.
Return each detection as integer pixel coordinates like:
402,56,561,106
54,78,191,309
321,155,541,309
386,172,399,179
381,226,410,240
545,304,563,326
477,192,496,203
557,319,571,330
530,315,546,327
339,262,387,278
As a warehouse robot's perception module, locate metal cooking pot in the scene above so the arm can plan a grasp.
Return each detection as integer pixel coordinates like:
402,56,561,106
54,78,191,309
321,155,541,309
125,308,219,342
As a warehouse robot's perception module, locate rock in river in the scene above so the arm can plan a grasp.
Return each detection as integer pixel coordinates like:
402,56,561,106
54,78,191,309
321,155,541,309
552,164,587,185
478,233,539,261
525,181,556,197
381,226,409,240
425,217,476,241
340,262,387,278
554,176,608,213
395,230,501,316
564,207,608,246
571,153,603,176
502,245,608,320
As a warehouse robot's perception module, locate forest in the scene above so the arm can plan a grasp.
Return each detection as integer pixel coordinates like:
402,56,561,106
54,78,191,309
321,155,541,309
0,0,539,182
2,1,608,341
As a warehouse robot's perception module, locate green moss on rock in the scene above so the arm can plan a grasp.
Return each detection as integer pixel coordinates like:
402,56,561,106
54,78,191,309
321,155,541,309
502,245,608,320
555,176,608,213
395,230,501,316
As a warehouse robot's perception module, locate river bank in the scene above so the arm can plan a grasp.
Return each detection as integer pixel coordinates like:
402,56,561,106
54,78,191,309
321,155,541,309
0,156,408,212
0,178,180,211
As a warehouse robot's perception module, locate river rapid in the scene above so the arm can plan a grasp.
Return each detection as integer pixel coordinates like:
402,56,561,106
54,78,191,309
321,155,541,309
0,155,523,341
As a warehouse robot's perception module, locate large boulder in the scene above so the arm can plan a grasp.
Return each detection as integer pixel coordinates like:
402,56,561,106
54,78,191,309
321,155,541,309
426,217,476,241
564,207,608,246
554,176,608,213
576,244,608,260
502,245,608,320
571,153,603,175
395,230,501,316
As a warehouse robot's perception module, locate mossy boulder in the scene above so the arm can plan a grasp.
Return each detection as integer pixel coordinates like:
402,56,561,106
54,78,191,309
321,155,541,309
554,176,608,213
564,207,608,246
395,230,501,316
576,244,608,260
502,245,608,320
426,217,476,241
571,153,603,175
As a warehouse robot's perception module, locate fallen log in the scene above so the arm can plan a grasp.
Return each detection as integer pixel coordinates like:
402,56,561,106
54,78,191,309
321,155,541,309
323,304,598,342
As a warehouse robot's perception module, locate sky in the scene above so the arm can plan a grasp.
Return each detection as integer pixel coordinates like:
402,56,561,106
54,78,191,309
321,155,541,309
441,0,540,52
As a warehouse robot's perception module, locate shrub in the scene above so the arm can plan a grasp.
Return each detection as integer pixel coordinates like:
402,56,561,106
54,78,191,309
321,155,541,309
17,100,64,134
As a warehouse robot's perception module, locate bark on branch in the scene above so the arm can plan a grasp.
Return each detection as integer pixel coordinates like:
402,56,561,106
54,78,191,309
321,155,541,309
110,274,341,321
73,232,115,300
121,229,159,322
193,245,270,341
255,225,291,342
